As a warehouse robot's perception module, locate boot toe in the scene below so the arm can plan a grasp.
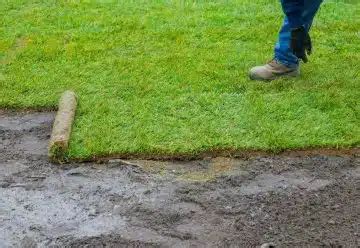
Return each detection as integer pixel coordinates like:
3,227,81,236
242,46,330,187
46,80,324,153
249,66,270,81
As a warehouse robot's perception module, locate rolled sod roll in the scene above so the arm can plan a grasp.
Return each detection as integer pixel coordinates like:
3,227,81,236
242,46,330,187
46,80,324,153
48,90,77,162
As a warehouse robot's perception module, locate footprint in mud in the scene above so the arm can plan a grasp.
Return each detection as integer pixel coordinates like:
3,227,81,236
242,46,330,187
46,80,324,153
1,112,54,157
15,135,48,156
238,172,331,195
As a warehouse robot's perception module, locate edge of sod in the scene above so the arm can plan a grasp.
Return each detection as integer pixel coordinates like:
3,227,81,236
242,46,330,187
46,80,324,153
0,107,57,114
64,146,360,164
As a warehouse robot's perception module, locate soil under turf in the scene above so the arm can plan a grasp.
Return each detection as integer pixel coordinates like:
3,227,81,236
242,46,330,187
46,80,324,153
1,112,359,247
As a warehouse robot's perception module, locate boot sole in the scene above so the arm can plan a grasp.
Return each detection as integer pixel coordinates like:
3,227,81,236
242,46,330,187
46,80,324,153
249,70,300,81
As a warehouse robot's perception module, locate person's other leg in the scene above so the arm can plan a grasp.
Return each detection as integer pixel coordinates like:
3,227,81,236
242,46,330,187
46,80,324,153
274,0,324,68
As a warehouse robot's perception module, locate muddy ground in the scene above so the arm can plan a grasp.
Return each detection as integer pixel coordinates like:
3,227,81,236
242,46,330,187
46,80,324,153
0,112,359,248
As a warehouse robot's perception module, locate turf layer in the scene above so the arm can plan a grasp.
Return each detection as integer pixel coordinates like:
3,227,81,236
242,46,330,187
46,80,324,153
1,0,359,159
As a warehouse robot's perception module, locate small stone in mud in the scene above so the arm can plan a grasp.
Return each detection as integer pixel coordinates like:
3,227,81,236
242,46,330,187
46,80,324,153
261,243,276,248
143,189,152,195
24,204,34,211
113,205,122,215
331,204,340,210
29,224,42,231
0,181,11,188
88,207,98,216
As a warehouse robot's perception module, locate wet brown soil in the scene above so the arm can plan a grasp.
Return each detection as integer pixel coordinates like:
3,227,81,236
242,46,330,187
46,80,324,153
0,112,359,247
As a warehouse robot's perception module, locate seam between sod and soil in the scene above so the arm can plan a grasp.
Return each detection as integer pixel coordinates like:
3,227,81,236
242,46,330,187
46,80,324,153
1,108,358,164
63,147,360,164
0,107,57,114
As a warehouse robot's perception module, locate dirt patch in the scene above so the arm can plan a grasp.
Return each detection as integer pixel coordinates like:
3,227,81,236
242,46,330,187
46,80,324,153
0,112,359,247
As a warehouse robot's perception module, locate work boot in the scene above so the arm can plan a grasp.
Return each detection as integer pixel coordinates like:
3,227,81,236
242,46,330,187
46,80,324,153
249,59,300,81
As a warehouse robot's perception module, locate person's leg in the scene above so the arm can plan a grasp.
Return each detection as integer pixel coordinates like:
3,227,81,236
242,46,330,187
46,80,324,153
302,0,324,30
274,0,324,68
249,0,324,81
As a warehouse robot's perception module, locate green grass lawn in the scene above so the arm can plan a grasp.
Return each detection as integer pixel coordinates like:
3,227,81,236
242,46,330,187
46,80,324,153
1,0,359,160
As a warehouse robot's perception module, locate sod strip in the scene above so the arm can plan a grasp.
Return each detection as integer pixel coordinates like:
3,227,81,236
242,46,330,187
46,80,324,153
48,90,77,162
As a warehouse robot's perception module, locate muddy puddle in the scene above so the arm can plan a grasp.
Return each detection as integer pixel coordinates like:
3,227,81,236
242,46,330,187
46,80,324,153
0,112,359,247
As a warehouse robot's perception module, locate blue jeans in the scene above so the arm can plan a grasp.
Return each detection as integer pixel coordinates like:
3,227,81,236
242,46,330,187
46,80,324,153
275,0,323,68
